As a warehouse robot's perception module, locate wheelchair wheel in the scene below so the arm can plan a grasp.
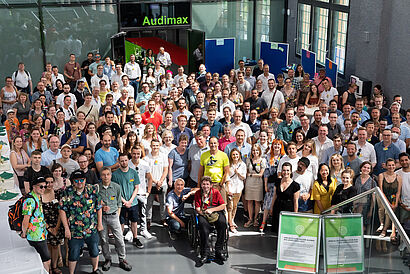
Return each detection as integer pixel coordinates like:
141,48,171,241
187,215,195,247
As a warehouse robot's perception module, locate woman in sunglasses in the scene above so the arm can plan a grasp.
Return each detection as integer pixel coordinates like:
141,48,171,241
21,176,51,273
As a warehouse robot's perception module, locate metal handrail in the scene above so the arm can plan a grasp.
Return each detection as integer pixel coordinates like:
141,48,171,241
322,187,410,250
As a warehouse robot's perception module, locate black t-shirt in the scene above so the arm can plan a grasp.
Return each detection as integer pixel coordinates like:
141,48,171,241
331,185,357,213
246,97,268,114
97,123,121,138
53,88,64,98
252,67,263,78
23,166,51,189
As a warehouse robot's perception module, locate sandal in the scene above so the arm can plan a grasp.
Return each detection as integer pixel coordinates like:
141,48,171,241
253,220,259,227
259,222,266,233
376,224,384,233
244,220,253,228
52,267,63,274
230,226,238,233
390,236,398,245
379,231,387,238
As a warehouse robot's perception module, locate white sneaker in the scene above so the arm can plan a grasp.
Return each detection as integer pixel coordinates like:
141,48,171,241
141,230,153,239
124,230,133,242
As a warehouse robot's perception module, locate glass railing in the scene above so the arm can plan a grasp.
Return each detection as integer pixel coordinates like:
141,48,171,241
322,187,410,273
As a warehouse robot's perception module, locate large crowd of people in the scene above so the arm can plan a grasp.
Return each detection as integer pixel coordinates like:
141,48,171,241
4,48,410,273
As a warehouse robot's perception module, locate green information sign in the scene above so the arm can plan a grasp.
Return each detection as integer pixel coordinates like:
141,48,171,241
277,212,321,273
323,215,364,273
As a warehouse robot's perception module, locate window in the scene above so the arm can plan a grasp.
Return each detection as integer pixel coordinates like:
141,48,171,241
314,7,329,65
258,0,271,42
296,0,349,74
236,1,249,40
296,4,311,53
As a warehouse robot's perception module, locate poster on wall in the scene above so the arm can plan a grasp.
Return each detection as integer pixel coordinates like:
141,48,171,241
323,215,364,273
325,58,338,88
301,49,316,80
276,212,321,273
260,42,289,77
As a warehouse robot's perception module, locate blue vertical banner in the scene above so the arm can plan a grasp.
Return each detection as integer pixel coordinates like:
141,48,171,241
205,38,235,76
326,58,338,87
260,42,289,77
301,49,316,80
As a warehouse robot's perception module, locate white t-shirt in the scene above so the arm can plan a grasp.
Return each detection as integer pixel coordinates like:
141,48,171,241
396,169,410,207
12,70,32,88
129,159,151,195
257,73,275,92
145,152,169,182
277,155,300,174
229,122,253,140
320,87,338,105
57,93,77,109
293,170,314,194
188,144,209,183
261,89,285,110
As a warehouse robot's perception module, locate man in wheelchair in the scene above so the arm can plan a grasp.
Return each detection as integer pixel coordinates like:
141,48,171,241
166,178,198,240
194,176,227,264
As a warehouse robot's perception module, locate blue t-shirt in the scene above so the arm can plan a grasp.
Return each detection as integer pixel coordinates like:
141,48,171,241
199,121,223,137
61,131,87,149
374,142,400,175
168,148,189,181
166,188,191,219
95,147,119,167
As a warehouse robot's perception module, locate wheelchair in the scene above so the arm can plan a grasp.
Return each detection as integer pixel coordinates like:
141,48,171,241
187,212,229,260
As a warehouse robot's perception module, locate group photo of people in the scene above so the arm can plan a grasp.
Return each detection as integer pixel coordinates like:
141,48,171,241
3,46,410,273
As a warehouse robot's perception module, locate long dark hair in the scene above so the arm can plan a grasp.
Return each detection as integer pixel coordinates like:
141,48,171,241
317,163,332,190
124,131,137,154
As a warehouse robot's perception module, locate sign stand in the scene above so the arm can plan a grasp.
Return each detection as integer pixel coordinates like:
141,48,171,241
323,214,364,273
276,212,321,273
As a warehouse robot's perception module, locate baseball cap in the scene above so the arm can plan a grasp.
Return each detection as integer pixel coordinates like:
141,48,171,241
299,157,310,168
70,170,86,181
61,144,72,150
32,176,46,186
22,119,30,125
7,109,15,114
209,100,217,105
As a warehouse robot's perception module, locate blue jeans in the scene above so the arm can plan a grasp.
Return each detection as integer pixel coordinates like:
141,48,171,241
167,216,188,233
130,79,139,98
68,231,100,261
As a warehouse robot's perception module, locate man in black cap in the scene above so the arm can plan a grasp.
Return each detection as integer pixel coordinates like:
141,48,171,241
293,157,315,213
60,116,87,153
59,170,103,274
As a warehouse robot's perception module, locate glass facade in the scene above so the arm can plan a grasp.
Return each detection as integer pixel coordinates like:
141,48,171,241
42,5,117,67
0,8,44,81
0,0,284,80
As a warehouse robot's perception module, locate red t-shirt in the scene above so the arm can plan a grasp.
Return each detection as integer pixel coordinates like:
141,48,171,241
194,188,225,210
141,111,163,130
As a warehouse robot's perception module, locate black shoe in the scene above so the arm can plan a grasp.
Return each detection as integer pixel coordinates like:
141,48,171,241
133,238,144,249
169,230,177,241
102,260,111,271
215,251,227,262
119,259,132,271
91,269,103,274
199,255,210,265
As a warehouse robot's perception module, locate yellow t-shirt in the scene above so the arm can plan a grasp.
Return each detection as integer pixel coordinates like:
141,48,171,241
200,150,229,183
311,178,337,214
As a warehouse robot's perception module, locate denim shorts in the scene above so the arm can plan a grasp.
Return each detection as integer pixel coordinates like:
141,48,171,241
68,232,100,261
120,204,139,224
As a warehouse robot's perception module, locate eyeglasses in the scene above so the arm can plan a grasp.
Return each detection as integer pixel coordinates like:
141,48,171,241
38,185,47,189
74,178,86,184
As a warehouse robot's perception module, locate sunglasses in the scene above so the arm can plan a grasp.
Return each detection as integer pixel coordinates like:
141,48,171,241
37,185,47,189
74,178,86,184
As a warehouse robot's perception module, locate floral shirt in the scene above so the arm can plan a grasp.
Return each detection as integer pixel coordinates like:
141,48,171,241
22,191,47,241
59,184,102,239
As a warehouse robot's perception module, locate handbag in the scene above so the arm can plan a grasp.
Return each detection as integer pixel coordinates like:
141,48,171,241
201,189,219,223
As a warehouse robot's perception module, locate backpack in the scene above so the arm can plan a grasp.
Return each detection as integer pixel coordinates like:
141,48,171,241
8,194,38,231
13,70,30,79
